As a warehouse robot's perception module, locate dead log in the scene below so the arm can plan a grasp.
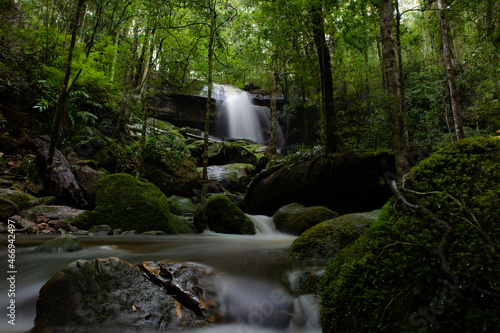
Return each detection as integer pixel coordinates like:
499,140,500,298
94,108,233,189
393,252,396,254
29,137,88,208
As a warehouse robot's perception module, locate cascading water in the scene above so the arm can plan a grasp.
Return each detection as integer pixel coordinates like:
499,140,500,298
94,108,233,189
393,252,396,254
0,216,321,333
203,84,285,149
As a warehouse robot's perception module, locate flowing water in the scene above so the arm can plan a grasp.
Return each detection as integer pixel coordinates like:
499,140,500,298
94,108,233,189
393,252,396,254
202,84,285,149
0,216,322,333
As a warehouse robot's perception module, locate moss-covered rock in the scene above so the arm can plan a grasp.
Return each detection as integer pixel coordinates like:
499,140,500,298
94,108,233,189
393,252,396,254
205,194,255,235
289,210,380,260
0,197,18,219
94,173,176,234
273,203,338,235
168,195,197,216
321,138,500,332
199,163,256,193
35,234,83,252
0,188,35,210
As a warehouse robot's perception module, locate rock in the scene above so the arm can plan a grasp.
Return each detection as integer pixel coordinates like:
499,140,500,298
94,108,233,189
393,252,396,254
35,234,83,252
31,257,218,332
321,138,500,332
47,219,70,231
0,177,13,188
245,152,395,215
22,205,93,229
199,163,257,193
168,195,197,215
171,214,195,234
29,196,58,206
30,222,56,234
0,197,19,219
205,194,255,235
273,203,338,236
94,173,177,234
9,214,36,229
0,188,35,210
73,165,107,209
0,222,6,233
28,137,88,208
141,230,167,235
189,140,259,167
88,224,113,236
289,210,380,260
19,154,39,177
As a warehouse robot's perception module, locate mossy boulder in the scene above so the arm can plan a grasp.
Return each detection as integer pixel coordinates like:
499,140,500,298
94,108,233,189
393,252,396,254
205,194,255,235
245,152,395,215
289,210,380,260
93,173,177,234
199,163,256,193
0,188,35,210
273,203,338,235
321,138,500,332
35,234,83,252
168,195,197,215
0,197,19,219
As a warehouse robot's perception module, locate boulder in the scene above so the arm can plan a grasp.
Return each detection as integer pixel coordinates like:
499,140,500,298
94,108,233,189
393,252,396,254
0,187,35,210
199,163,256,193
273,203,338,235
0,197,19,219
35,234,83,252
31,257,218,332
245,152,395,216
73,165,107,209
93,173,178,234
88,224,113,236
205,194,255,235
289,210,380,260
168,195,197,216
321,138,500,332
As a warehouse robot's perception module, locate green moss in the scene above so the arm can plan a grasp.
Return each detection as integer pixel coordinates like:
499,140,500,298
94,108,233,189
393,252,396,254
94,173,176,234
289,210,379,260
168,195,197,215
321,138,500,332
170,214,194,234
35,235,83,252
274,203,338,235
69,211,96,230
205,194,255,235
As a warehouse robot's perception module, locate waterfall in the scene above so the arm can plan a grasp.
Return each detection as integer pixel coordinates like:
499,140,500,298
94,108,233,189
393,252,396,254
246,214,279,235
203,84,284,148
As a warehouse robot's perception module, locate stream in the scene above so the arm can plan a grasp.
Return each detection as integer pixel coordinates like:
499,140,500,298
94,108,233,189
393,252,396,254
0,216,323,333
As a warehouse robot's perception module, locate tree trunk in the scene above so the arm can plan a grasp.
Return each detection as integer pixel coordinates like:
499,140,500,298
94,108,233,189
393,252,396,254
311,3,340,153
44,0,86,196
197,0,217,229
110,28,121,82
380,0,410,180
268,72,279,167
438,0,464,140
113,0,142,139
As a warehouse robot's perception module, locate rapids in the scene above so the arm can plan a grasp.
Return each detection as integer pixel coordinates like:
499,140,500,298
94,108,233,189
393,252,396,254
0,215,322,333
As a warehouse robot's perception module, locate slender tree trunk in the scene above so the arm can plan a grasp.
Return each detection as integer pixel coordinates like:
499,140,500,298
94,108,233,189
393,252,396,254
268,72,279,167
395,0,405,108
113,0,142,139
311,3,340,153
380,0,410,180
44,0,86,195
438,0,464,140
377,38,387,88
136,87,150,179
198,0,217,227
110,28,121,82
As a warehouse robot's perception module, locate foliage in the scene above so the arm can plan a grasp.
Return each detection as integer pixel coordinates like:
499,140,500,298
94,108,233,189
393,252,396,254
321,137,500,332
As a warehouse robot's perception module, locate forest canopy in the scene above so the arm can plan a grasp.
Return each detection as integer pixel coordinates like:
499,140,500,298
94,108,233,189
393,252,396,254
0,0,499,154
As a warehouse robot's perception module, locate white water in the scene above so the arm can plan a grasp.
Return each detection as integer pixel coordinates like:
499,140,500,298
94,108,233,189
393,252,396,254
203,84,285,148
0,216,321,333
247,215,279,235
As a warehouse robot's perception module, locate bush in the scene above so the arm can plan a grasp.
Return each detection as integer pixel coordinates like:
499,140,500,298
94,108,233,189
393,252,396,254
321,138,500,332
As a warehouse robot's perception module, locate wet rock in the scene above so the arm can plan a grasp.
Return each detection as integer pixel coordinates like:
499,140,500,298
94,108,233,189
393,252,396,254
0,197,19,219
28,222,57,235
199,163,256,193
245,152,395,215
31,257,218,332
35,234,83,252
141,230,168,235
88,224,113,236
205,194,255,235
22,205,94,230
273,203,339,236
289,210,380,260
8,214,35,229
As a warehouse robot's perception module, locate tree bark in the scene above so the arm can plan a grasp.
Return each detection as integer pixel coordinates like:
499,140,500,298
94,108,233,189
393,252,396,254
197,0,217,229
311,3,340,153
113,0,142,139
380,0,410,180
268,72,279,167
438,0,464,140
44,0,86,196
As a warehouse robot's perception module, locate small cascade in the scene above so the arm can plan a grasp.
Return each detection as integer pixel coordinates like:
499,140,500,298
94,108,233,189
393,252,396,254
246,214,279,235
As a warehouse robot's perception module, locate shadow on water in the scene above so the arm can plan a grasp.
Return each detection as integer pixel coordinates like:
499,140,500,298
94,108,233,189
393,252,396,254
0,221,322,333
